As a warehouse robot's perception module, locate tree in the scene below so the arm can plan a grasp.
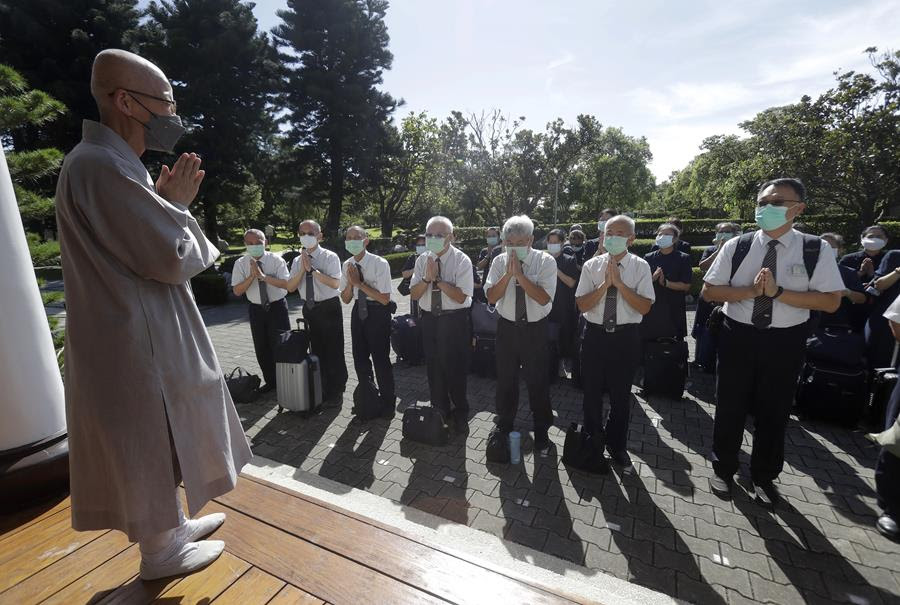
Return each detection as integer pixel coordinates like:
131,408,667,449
0,0,140,153
138,0,280,241
274,0,400,235
0,64,66,229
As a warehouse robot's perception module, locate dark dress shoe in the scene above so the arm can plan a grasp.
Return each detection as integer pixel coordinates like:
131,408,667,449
877,514,899,541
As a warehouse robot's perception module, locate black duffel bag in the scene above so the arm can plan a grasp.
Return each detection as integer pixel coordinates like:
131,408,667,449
561,423,609,474
805,326,866,368
225,367,260,403
485,426,510,463
353,379,386,421
401,405,449,445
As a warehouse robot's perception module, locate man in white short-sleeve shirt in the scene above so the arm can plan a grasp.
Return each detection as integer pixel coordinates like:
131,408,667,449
232,228,290,392
484,214,557,452
267,219,346,399
575,215,655,469
339,226,395,415
702,178,844,505
410,216,474,433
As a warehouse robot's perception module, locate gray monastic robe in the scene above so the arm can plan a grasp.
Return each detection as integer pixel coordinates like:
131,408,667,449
55,120,252,541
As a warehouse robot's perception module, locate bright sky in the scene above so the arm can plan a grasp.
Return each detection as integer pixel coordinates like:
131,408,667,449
250,0,899,181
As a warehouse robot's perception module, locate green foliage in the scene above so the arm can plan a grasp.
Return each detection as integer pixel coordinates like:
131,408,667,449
139,0,279,241
27,232,61,265
274,0,399,234
690,267,706,297
0,0,141,152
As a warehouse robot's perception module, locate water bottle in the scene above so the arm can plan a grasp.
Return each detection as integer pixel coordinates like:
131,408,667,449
509,431,521,464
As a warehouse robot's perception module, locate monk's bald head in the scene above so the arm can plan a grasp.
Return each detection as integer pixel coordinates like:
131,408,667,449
91,49,172,118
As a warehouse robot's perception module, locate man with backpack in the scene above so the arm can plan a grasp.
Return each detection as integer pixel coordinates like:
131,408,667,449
701,178,844,506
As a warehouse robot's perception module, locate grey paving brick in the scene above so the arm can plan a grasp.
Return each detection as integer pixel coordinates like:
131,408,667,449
584,543,630,580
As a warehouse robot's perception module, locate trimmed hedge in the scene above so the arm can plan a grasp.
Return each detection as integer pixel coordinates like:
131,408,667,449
191,270,229,305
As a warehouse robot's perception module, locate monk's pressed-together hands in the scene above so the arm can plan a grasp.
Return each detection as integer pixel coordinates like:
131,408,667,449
156,152,205,206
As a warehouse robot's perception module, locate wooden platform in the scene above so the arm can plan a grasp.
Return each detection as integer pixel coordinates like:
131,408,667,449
0,474,591,604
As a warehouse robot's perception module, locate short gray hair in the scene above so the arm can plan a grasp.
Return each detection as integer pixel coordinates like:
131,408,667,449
244,228,266,242
605,215,635,235
346,225,368,238
502,215,534,240
299,219,321,234
425,215,453,233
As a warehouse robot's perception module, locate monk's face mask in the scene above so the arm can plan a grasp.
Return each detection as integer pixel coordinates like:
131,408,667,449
127,93,186,153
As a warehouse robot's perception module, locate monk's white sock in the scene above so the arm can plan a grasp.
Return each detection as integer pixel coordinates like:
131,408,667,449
139,526,224,581
174,499,226,543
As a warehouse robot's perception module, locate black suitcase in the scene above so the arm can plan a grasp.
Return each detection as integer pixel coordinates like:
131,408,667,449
391,313,424,365
471,333,497,378
795,361,868,426
642,338,688,399
867,367,897,427
561,423,609,474
401,405,450,445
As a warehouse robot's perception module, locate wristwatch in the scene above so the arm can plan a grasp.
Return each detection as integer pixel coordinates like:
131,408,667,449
773,286,784,299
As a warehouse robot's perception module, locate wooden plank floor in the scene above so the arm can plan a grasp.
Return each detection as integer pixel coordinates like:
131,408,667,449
0,475,591,604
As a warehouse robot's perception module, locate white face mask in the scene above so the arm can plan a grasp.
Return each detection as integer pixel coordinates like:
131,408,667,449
299,235,318,249
828,245,840,259
547,243,562,254
597,220,607,233
862,237,886,251
656,234,674,249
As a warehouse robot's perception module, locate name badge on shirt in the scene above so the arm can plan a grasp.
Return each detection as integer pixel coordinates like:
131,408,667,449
790,264,805,277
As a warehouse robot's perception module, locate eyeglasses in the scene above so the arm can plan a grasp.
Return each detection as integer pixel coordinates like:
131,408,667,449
757,199,802,207
425,233,447,238
298,231,317,237
110,88,177,113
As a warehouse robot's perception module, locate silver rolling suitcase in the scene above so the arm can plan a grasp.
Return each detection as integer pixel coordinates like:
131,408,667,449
276,355,323,412
274,317,323,412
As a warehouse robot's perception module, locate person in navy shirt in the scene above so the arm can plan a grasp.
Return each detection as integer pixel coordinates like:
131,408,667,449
564,228,588,269
840,225,889,284
869,249,900,367
649,217,693,256
583,208,618,259
643,222,693,339
692,222,741,370
819,233,868,331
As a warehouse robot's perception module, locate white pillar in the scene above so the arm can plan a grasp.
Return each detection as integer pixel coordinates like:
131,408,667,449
0,147,66,451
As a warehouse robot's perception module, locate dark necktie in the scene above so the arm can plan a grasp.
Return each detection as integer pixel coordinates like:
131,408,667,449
432,257,442,314
356,263,368,320
751,240,779,328
514,264,527,325
603,284,617,331
256,261,269,310
305,257,316,308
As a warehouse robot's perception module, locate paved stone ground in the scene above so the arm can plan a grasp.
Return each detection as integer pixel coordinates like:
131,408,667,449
202,281,900,605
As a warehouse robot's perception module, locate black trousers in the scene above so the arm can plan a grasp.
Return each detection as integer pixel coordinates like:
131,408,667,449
421,310,470,419
713,317,807,483
581,323,641,453
350,301,394,406
876,377,900,517
248,297,290,386
304,297,348,396
495,317,553,433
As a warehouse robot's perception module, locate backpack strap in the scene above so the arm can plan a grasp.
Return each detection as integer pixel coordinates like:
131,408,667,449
728,232,755,284
800,233,821,280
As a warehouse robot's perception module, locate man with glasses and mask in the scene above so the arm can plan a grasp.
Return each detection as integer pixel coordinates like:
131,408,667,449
267,220,346,400
232,229,290,393
410,216,474,433
584,208,618,259
55,49,251,580
485,215,558,451
702,178,843,506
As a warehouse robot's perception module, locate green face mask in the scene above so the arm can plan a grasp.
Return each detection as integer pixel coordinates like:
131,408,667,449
604,235,628,256
426,237,445,254
246,244,265,258
345,239,365,256
507,245,529,261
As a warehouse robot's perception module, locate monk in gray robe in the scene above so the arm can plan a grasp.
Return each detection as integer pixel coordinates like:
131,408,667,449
55,49,252,580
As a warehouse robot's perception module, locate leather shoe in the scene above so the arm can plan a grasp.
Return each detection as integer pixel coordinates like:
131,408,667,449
753,481,780,508
607,448,631,467
533,430,551,453
258,383,276,394
709,475,732,496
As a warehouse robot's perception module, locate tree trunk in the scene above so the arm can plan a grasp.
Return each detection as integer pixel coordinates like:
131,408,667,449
381,217,394,239
325,144,344,236
202,198,219,246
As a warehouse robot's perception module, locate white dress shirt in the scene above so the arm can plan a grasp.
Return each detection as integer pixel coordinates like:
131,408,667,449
575,252,655,325
410,245,474,312
485,248,557,323
703,228,845,328
231,252,289,304
288,245,342,302
340,251,393,301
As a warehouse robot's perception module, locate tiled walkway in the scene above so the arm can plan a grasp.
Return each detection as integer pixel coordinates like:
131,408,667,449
202,282,900,605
